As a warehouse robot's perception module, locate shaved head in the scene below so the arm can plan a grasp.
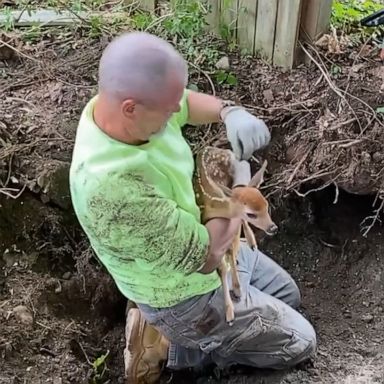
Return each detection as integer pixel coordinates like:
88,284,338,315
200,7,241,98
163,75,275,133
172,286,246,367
98,32,188,106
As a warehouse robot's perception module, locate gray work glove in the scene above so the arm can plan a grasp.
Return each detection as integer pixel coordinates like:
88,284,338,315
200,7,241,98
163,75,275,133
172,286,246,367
222,106,271,161
231,159,251,188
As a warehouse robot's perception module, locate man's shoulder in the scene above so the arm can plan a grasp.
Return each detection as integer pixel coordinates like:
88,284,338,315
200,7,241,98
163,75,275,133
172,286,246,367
169,88,190,128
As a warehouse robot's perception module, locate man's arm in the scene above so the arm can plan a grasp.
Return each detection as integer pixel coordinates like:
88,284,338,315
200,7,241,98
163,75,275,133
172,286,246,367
198,217,241,274
185,89,271,161
186,90,224,126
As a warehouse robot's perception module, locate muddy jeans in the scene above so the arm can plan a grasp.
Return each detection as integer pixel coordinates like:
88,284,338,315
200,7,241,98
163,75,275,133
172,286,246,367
138,242,316,370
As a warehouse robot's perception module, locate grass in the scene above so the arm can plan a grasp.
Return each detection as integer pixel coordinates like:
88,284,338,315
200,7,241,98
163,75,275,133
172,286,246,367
331,0,383,30
0,0,238,87
331,0,384,43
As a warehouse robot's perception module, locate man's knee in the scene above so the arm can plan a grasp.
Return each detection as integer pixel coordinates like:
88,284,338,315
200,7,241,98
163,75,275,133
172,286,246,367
284,324,317,367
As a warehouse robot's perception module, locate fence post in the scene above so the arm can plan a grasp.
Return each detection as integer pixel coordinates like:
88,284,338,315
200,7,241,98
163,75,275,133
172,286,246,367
254,0,278,62
273,0,302,69
237,0,258,54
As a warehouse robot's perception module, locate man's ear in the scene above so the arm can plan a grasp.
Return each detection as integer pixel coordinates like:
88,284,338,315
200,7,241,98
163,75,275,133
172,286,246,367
122,99,136,118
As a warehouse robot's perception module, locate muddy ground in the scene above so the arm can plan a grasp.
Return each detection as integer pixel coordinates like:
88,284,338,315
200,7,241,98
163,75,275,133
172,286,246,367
1,26,384,384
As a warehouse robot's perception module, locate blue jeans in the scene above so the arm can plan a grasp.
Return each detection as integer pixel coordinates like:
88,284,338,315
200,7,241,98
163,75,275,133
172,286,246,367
138,242,316,370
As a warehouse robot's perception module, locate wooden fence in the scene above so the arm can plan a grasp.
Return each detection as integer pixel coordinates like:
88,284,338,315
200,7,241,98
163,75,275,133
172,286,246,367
132,0,333,69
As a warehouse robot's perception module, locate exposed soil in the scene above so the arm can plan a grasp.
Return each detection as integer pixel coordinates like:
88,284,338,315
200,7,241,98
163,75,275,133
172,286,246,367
1,25,384,384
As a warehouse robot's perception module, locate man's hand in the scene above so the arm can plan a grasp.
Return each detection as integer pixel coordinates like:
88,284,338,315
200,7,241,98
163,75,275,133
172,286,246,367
221,106,271,161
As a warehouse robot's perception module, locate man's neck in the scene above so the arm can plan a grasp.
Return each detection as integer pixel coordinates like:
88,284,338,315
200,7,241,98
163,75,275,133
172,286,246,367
93,97,146,145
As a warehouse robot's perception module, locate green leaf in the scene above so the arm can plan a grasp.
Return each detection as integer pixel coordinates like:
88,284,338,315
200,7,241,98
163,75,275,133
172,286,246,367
92,351,109,370
376,107,384,114
215,70,227,84
226,73,237,86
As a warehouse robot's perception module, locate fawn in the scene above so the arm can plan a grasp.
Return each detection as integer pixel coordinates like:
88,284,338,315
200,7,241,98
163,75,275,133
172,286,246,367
193,146,278,325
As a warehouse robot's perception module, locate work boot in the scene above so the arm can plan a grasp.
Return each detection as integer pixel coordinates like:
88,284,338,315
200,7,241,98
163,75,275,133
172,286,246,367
124,307,169,384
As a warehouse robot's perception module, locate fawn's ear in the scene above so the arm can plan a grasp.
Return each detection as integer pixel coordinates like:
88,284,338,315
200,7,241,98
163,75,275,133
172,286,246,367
218,183,233,197
249,160,268,188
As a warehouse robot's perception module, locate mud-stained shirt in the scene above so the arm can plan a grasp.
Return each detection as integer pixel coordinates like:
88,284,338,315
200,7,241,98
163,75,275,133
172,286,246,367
69,89,221,308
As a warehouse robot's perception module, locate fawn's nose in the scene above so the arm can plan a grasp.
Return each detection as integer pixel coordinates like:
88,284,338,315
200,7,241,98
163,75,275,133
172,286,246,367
267,223,278,236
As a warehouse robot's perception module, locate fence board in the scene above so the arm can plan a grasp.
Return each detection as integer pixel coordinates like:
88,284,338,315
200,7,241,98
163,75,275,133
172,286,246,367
206,0,221,35
254,0,277,62
220,0,238,38
237,0,258,53
273,0,302,69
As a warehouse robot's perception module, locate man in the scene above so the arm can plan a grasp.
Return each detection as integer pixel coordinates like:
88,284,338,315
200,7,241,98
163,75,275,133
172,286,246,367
69,32,316,383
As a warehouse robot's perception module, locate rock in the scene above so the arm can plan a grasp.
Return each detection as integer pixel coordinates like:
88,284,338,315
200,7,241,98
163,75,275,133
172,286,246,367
215,56,230,70
62,272,71,280
36,160,71,209
12,305,33,325
263,89,274,104
362,314,374,323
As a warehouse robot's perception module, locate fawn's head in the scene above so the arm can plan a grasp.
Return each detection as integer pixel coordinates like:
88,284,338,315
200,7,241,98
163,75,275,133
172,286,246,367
230,160,278,236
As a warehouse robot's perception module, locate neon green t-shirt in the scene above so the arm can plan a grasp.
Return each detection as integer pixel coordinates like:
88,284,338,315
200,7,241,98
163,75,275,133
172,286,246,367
69,89,221,308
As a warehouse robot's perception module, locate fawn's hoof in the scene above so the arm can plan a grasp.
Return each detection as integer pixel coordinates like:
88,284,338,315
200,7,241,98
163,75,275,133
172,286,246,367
230,288,241,302
226,308,235,326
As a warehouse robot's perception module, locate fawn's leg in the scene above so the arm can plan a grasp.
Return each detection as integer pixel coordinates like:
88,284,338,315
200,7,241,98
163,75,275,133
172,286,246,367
243,220,257,250
229,226,242,301
218,259,234,326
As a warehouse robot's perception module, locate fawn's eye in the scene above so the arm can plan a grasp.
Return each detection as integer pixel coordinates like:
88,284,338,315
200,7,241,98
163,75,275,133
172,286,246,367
247,213,258,219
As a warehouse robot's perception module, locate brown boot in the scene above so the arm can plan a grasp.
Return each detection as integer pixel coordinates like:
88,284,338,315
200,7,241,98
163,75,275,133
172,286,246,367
124,307,169,384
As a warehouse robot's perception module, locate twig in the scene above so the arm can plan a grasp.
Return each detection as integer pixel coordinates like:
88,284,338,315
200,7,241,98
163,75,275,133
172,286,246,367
333,182,339,204
187,61,216,96
0,185,26,199
78,342,93,365
0,38,41,64
144,12,173,32
287,146,313,185
36,321,53,330
291,170,334,187
1,153,13,188
319,239,340,248
292,182,332,197
56,0,91,25
360,195,384,237
339,139,363,148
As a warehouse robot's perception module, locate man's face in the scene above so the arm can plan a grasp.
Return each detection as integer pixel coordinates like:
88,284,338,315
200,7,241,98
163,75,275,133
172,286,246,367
122,77,185,142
